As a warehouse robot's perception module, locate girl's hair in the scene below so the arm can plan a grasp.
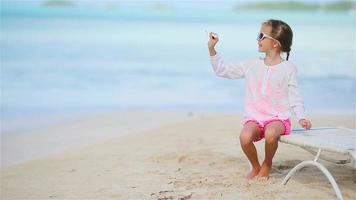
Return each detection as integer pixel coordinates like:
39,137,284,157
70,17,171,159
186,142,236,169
262,19,293,60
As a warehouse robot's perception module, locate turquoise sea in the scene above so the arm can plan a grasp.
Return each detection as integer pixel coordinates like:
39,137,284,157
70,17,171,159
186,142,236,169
1,1,355,133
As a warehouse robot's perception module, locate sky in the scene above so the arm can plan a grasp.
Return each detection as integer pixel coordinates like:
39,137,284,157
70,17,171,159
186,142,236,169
1,0,341,4
1,0,345,11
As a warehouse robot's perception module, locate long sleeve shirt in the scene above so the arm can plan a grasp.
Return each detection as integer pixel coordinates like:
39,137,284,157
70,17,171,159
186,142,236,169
210,53,307,121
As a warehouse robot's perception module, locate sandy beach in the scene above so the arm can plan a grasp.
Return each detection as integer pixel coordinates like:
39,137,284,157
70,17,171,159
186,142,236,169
1,112,355,199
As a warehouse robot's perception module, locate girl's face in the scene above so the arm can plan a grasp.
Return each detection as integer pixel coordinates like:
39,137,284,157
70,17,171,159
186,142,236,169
257,25,280,53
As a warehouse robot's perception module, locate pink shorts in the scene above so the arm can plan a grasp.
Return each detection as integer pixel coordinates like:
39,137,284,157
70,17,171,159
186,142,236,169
243,118,291,142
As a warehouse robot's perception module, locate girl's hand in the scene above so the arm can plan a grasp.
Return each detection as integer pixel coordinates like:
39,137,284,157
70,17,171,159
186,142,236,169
207,32,219,49
299,119,312,130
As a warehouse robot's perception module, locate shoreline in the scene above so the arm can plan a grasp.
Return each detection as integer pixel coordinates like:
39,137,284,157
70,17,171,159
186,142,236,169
2,108,355,135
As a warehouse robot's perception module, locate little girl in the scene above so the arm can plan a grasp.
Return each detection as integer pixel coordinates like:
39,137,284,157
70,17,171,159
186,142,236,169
208,19,312,180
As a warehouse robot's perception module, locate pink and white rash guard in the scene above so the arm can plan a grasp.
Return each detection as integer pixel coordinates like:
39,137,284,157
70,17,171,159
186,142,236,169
210,53,307,122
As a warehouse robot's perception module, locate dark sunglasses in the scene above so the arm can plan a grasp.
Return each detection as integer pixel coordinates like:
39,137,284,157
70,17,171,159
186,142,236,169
257,32,281,46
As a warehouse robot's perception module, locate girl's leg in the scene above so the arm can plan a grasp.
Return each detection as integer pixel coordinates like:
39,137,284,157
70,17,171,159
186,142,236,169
239,122,262,179
257,121,285,178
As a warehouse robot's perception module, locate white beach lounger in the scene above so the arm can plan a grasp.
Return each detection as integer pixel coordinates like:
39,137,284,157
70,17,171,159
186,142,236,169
279,127,356,200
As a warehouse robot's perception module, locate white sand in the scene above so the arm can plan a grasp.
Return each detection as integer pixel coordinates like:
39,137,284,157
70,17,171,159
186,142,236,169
1,111,199,167
1,112,355,199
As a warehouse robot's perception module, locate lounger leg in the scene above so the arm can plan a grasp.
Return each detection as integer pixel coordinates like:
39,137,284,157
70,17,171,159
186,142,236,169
281,160,344,200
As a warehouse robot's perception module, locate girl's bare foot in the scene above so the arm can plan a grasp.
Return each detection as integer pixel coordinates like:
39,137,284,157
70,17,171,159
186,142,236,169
256,176,269,181
256,162,271,179
246,166,261,179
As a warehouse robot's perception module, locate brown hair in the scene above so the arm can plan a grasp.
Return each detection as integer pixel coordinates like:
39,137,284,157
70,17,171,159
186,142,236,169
262,19,293,60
